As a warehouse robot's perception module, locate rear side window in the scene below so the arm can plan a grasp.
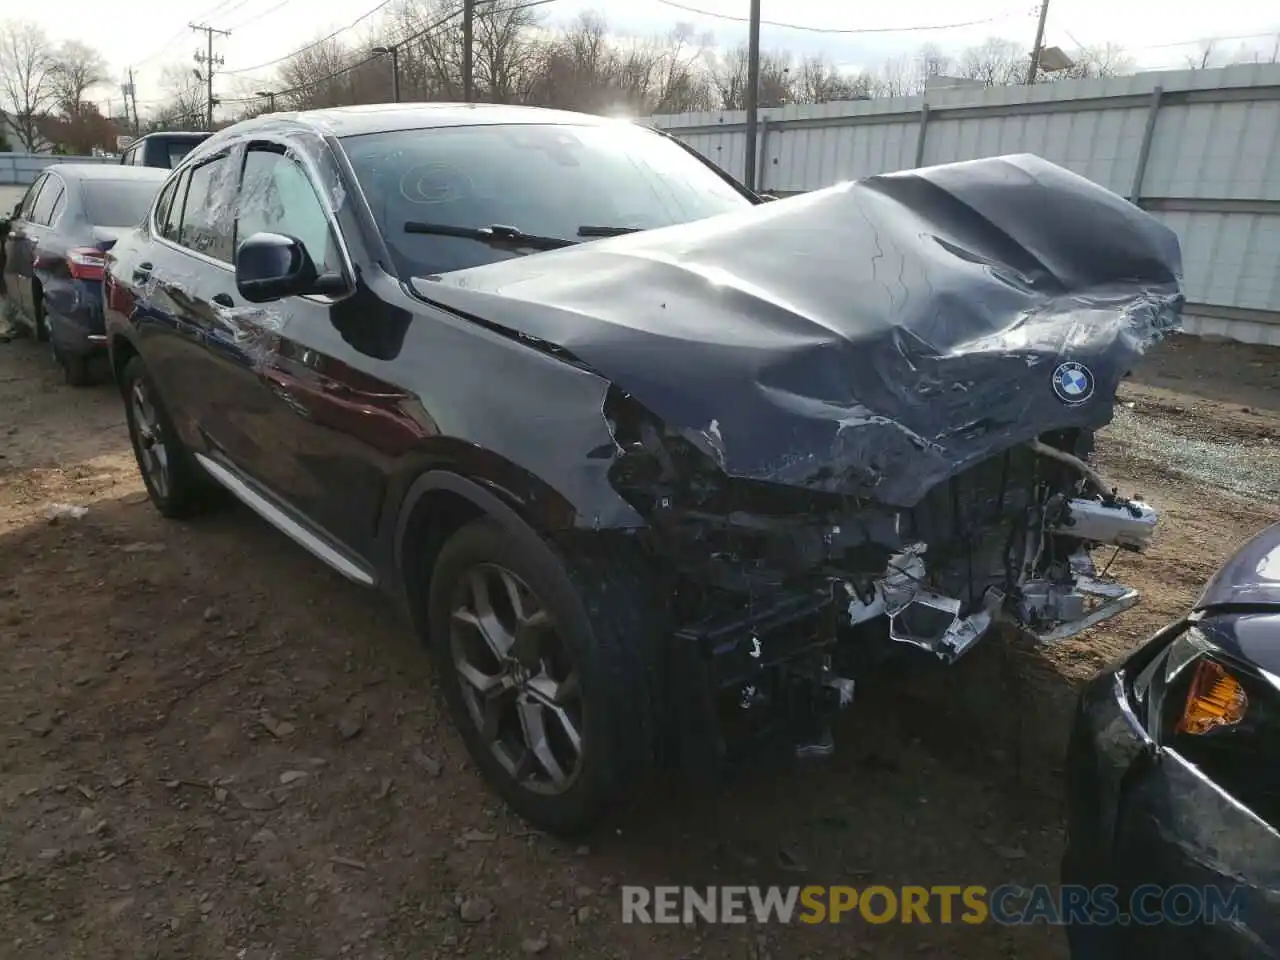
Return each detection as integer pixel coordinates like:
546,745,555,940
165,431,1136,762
152,177,177,232
179,154,236,262
19,175,46,219
47,183,68,224
30,176,64,225
162,168,191,242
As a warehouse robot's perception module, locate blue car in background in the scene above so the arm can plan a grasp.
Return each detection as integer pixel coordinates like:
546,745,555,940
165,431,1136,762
1,163,168,384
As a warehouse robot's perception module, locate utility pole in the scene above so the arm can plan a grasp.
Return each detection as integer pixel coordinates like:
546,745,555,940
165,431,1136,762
128,68,140,135
462,0,475,102
191,23,230,129
743,0,761,192
1026,0,1050,85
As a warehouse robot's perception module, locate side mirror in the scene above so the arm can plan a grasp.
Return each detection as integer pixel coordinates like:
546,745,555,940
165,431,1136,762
235,231,346,303
235,232,318,303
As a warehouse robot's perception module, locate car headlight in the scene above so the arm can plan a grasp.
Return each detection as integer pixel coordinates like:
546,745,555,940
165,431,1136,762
1130,622,1279,824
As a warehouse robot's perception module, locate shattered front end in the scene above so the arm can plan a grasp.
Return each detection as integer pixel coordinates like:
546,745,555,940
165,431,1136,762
424,153,1185,767
608,402,1168,764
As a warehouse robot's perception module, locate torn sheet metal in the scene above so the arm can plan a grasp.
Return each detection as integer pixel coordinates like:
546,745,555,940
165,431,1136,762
413,153,1183,508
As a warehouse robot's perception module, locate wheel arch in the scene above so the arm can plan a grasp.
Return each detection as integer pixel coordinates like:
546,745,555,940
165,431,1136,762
109,330,140,388
393,469,571,636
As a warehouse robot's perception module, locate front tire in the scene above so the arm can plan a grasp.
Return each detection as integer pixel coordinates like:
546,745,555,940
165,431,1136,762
120,355,213,518
426,518,660,836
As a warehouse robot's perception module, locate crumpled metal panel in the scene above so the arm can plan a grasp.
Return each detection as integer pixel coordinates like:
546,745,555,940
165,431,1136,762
413,153,1183,509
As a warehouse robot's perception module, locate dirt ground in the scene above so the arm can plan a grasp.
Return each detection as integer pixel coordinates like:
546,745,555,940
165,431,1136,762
2,331,1278,960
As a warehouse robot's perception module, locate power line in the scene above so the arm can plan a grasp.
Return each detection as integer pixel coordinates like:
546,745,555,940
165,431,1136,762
225,0,296,32
648,0,1017,34
221,0,402,75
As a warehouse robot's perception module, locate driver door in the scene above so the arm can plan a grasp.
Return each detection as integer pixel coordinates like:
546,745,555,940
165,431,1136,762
3,174,47,315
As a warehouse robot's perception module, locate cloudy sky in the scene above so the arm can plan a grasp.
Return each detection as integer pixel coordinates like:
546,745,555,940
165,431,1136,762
16,0,1280,110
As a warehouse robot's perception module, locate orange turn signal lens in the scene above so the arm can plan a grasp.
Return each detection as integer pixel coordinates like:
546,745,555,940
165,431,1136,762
1176,659,1247,735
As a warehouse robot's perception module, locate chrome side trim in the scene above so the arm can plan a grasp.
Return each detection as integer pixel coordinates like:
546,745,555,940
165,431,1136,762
194,452,375,587
87,334,107,343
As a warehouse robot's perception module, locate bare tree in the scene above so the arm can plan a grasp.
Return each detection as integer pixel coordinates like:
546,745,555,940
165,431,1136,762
914,43,952,88
706,44,793,109
471,0,545,103
957,37,1027,86
873,54,916,97
49,40,108,117
1061,42,1134,79
1186,39,1217,70
795,55,867,103
0,19,56,151
148,64,208,131
276,37,379,110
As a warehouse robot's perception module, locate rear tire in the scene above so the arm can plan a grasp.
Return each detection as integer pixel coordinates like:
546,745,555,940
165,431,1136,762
120,355,215,519
63,354,91,387
51,338,92,387
425,517,661,836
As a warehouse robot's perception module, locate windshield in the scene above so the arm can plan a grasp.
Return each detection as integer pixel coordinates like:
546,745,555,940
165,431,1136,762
83,180,163,227
166,141,199,168
340,121,752,277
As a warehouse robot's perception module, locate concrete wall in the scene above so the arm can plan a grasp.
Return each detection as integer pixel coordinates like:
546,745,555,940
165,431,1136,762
0,152,114,187
650,63,1280,346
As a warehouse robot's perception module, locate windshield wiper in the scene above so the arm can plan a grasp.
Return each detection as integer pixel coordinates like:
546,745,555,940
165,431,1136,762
577,225,644,237
403,221,576,251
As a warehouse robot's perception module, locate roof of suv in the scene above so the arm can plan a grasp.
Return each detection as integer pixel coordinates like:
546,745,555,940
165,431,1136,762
222,102,620,140
136,130,213,140
43,163,170,181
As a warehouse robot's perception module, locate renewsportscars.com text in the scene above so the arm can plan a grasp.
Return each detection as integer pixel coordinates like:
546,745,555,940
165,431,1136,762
621,884,1245,926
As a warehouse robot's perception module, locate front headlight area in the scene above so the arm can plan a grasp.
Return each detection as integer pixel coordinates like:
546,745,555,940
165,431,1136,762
1129,621,1280,828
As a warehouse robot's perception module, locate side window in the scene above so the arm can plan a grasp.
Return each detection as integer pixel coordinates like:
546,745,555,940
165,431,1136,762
47,182,68,224
179,154,236,262
19,175,46,219
237,147,339,274
162,168,191,242
30,176,63,225
152,176,177,234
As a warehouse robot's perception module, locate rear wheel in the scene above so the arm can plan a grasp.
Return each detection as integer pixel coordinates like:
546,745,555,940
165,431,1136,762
426,518,660,836
121,355,214,518
51,338,92,387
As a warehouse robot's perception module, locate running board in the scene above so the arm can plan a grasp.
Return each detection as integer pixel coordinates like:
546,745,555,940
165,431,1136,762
194,453,375,587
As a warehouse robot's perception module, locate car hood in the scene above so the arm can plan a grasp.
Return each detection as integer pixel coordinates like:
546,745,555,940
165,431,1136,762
1196,522,1280,610
411,153,1183,508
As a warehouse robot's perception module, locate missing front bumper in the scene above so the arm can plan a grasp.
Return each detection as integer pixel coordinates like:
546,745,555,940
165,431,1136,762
847,492,1159,662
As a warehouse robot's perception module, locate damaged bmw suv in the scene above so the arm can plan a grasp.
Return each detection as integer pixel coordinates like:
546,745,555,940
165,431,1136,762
102,103,1183,833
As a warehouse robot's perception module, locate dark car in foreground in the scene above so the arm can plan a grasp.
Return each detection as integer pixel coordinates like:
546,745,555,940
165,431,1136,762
3,163,168,383
103,103,1183,833
119,131,212,169
1064,521,1280,958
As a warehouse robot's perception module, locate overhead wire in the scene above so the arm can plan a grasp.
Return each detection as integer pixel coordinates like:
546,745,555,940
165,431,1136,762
647,0,1021,34
233,0,561,102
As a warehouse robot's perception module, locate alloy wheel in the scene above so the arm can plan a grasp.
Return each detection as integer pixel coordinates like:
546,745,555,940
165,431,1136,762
130,380,170,499
449,563,584,795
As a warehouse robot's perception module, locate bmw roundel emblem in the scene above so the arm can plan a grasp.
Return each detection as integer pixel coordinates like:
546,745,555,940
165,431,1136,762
1052,361,1094,404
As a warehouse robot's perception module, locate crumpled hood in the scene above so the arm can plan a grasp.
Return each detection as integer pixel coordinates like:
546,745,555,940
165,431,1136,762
412,153,1183,507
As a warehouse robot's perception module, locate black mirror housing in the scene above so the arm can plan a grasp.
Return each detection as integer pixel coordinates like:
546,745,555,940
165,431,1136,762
235,231,320,303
